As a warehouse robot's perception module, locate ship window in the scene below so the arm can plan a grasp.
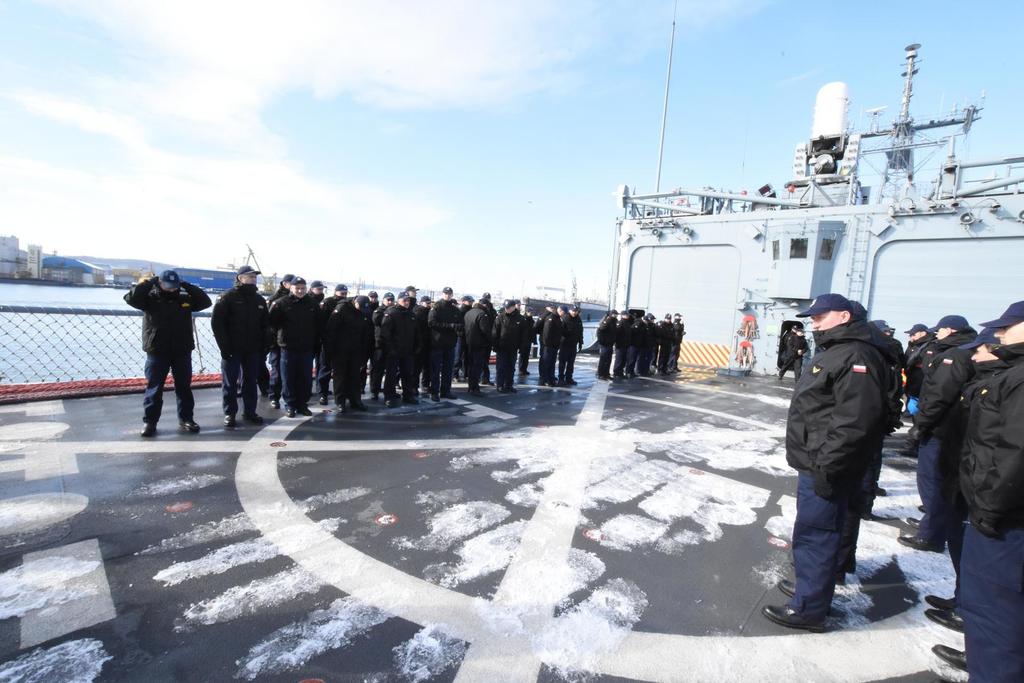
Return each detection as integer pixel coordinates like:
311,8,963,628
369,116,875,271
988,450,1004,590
772,240,780,260
790,238,808,259
819,238,836,261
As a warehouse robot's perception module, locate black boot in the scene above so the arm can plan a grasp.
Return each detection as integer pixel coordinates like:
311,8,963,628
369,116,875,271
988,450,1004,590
179,420,200,434
140,422,157,438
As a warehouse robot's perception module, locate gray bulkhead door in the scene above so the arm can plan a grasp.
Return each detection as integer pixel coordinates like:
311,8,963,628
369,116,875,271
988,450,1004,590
868,237,1024,333
627,244,741,345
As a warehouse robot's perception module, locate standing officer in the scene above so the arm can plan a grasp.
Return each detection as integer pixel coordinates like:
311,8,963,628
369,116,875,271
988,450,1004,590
778,324,808,380
669,313,685,373
125,270,212,437
900,322,933,454
413,295,433,395
462,298,491,396
535,303,556,365
211,265,269,428
366,291,380,316
479,293,497,386
427,287,461,401
308,280,326,305
656,314,675,375
637,314,657,376
269,277,320,418
493,299,525,393
324,293,373,412
538,305,564,387
596,310,618,380
307,280,326,397
612,311,633,379
381,293,419,408
626,312,645,378
901,315,977,552
558,305,583,386
517,301,536,377
762,293,887,632
266,273,294,409
369,292,395,400
454,295,473,382
316,284,348,404
954,301,1024,682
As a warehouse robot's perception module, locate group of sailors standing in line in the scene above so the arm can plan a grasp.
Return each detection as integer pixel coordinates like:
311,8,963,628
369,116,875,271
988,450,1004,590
760,293,1024,683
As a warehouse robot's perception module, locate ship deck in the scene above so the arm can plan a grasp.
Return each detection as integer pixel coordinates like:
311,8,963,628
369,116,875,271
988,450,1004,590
0,357,965,682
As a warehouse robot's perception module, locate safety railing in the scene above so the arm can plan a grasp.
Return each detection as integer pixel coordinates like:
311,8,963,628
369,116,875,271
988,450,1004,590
0,305,222,401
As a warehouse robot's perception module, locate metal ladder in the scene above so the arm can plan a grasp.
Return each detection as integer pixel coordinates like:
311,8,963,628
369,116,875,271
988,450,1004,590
846,216,873,302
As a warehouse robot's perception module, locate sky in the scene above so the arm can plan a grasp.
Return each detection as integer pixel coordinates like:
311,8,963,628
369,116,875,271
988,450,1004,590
1,0,1021,301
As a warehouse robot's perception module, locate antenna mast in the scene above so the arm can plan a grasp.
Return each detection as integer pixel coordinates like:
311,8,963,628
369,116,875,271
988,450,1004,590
654,1,678,193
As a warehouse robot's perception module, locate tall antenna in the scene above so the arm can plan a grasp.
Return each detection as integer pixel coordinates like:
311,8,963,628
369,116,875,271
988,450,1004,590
654,1,678,193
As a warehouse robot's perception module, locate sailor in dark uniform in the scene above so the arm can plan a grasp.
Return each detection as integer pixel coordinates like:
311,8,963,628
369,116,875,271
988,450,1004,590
951,301,1024,682
762,293,887,632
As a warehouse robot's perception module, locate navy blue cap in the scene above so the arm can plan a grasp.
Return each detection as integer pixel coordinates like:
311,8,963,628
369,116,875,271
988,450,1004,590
354,295,370,307
557,304,569,313
571,305,580,312
368,290,378,297
443,286,454,294
383,292,395,300
929,314,970,332
281,273,295,284
159,269,181,287
645,313,655,321
309,280,324,289
291,276,306,286
334,284,347,293
796,293,854,318
961,328,998,350
481,292,492,301
419,295,432,303
405,285,417,292
870,319,893,332
236,265,260,276
980,301,1024,330
610,309,619,315
904,323,929,335
460,295,473,303
503,298,516,309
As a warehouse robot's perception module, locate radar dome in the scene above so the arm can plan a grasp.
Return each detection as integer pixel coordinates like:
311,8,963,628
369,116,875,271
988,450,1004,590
811,82,849,139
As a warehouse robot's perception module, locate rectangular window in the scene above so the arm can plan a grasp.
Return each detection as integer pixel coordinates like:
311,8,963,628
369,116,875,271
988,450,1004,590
772,240,780,260
790,238,808,259
819,238,836,261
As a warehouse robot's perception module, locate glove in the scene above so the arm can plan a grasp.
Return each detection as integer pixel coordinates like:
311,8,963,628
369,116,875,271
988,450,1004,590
812,470,835,500
907,397,919,415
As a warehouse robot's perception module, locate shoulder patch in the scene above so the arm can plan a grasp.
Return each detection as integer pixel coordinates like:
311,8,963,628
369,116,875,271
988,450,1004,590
942,358,954,365
811,365,822,375
852,364,868,374
981,388,989,396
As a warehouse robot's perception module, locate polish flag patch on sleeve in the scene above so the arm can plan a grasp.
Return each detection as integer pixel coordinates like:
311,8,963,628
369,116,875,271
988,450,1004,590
852,364,868,374
942,358,954,365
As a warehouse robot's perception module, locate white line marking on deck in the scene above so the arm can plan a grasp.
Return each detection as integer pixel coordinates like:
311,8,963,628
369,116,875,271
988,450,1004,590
20,539,116,648
447,398,517,420
639,375,791,408
0,493,88,536
0,400,65,417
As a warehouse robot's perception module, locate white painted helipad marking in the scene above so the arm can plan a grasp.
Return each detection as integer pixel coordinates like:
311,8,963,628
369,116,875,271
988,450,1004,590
447,398,517,421
0,493,88,536
609,392,781,432
0,421,70,441
20,539,116,648
0,400,65,417
639,375,791,408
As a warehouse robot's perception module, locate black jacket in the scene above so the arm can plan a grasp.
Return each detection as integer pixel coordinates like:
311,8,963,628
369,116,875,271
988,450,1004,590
673,321,686,344
904,334,935,397
630,318,647,347
125,278,212,355
380,304,417,356
413,305,431,354
493,310,526,352
596,316,618,346
783,332,808,360
268,285,290,304
519,313,536,350
960,342,1024,534
645,321,659,350
428,300,462,350
614,316,632,349
372,305,389,348
914,329,978,442
456,304,472,339
211,283,270,356
561,314,584,349
269,294,320,353
463,304,492,349
539,311,564,348
325,300,374,360
785,320,889,493
656,320,674,344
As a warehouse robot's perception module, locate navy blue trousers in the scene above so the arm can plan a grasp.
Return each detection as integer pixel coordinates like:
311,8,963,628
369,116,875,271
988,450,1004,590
143,352,194,424
961,525,1024,683
430,347,455,396
557,342,577,382
613,347,628,376
597,344,613,377
495,349,516,389
384,353,415,400
948,501,967,607
221,351,262,418
464,347,486,391
668,342,680,371
638,348,654,376
789,472,848,620
453,337,465,378
316,349,332,397
267,347,283,400
916,436,952,547
625,346,639,376
539,346,558,384
517,345,532,374
280,349,313,409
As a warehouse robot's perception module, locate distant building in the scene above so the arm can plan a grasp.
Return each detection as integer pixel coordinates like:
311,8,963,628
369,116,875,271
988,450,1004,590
26,244,42,279
0,235,18,276
41,256,106,285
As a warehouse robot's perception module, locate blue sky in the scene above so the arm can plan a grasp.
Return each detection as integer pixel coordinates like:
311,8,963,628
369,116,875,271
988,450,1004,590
1,0,1020,300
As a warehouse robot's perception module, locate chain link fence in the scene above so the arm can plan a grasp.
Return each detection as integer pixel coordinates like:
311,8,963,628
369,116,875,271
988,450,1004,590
0,305,221,385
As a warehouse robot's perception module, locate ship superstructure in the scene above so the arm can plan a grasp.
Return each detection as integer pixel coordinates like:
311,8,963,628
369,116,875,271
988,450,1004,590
611,45,1024,372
